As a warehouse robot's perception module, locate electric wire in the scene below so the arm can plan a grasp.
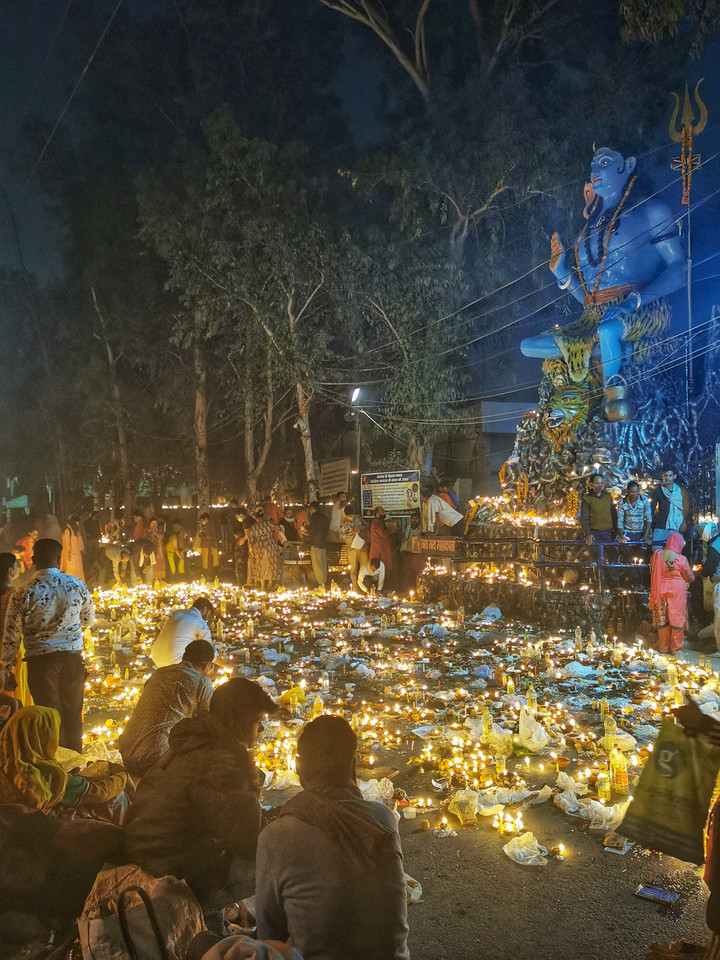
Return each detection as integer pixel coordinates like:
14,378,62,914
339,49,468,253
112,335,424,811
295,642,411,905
21,0,124,196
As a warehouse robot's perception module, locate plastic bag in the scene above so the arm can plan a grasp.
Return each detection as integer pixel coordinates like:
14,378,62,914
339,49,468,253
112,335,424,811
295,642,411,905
554,790,580,814
620,718,720,862
487,724,514,758
503,831,548,866
78,865,204,960
518,707,550,753
270,769,300,790
527,784,554,804
404,874,423,905
357,777,394,802
479,606,502,622
598,731,637,753
447,789,479,825
557,771,589,796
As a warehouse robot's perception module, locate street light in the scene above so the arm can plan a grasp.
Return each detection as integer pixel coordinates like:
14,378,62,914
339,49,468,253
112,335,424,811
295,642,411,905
351,389,362,506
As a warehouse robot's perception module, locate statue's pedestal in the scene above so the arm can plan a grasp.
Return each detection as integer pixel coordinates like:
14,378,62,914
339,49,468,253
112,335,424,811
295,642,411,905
416,573,649,636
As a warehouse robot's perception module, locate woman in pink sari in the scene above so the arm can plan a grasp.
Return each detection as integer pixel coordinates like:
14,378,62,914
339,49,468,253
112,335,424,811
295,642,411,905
649,532,695,654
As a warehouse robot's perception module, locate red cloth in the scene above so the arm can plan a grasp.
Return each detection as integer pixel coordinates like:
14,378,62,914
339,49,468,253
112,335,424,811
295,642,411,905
370,519,392,570
649,532,694,653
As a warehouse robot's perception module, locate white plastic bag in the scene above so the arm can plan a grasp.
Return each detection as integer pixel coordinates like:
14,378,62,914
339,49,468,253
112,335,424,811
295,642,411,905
447,789,479,825
598,731,637,752
518,707,550,752
502,831,548,866
557,770,589,796
358,777,394,802
487,724,514,758
554,790,580,814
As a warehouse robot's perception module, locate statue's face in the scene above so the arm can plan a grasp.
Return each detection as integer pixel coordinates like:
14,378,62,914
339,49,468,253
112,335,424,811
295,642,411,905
589,148,630,200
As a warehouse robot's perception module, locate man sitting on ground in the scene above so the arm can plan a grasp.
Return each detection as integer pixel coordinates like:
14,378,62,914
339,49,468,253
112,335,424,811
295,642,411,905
118,639,215,779
125,677,277,930
255,715,409,960
151,597,214,667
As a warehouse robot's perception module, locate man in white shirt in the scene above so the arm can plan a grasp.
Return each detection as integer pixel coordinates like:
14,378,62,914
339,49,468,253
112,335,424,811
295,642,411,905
0,538,94,752
151,598,215,668
422,491,465,535
328,491,348,543
358,557,385,593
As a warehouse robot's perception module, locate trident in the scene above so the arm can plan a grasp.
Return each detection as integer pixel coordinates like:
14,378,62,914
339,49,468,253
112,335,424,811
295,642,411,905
669,80,708,204
669,80,708,408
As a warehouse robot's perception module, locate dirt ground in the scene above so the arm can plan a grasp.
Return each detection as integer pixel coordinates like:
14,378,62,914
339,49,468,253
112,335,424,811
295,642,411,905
398,767,708,960
391,638,720,960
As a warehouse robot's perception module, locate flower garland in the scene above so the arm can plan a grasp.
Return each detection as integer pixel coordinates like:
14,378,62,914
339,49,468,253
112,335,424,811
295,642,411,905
574,176,637,301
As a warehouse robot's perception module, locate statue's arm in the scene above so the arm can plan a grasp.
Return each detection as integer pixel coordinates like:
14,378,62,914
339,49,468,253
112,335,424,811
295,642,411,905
636,201,685,306
550,233,585,304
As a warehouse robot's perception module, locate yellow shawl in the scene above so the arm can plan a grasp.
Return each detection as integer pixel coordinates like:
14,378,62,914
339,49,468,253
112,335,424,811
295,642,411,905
0,705,68,809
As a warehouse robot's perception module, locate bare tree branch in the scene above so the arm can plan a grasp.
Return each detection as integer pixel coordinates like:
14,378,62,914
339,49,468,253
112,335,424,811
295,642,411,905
319,0,431,100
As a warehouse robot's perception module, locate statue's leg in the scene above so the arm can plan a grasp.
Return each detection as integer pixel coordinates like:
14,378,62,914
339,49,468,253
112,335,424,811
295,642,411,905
597,316,625,382
520,334,561,359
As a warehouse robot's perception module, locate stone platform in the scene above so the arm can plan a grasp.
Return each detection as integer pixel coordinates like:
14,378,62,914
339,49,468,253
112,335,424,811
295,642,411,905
415,574,649,635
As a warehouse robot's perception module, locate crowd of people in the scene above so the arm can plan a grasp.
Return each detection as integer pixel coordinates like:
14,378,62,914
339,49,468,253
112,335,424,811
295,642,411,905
0,467,720,954
0,538,409,957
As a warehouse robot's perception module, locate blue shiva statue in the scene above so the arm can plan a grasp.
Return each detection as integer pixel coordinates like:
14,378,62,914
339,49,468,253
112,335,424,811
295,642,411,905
521,147,685,388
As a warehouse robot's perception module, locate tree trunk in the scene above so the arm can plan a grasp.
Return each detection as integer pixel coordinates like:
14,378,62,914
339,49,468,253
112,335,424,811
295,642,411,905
194,330,211,511
296,381,317,501
244,354,275,505
244,392,257,504
91,289,134,517
408,436,433,475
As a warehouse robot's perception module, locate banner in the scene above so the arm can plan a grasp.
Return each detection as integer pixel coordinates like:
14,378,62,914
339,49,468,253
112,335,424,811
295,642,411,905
361,471,421,517
318,459,351,499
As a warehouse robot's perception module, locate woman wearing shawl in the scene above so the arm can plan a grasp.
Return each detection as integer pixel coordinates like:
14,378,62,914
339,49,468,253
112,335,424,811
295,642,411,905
0,705,127,817
247,510,286,591
60,515,86,581
0,552,32,710
649,532,695,655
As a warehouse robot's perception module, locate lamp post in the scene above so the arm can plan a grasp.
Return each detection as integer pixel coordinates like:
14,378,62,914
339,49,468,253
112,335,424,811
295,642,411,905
351,387,361,470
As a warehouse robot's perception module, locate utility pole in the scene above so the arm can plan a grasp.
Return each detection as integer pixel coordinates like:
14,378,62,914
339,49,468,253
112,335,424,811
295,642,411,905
669,80,708,411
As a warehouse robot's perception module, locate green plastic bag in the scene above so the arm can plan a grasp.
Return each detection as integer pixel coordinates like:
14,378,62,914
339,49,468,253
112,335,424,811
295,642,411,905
620,718,720,863
617,720,720,863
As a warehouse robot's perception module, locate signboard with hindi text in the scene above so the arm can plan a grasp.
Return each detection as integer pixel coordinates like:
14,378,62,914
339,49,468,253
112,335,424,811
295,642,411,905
361,470,421,517
318,458,351,499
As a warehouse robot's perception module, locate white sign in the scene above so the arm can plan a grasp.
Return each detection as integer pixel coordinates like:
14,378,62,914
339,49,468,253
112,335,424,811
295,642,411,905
318,459,351,499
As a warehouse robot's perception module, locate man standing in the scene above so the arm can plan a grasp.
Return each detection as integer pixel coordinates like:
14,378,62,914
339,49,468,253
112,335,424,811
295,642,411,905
0,538,94,752
151,597,215,668
329,492,347,543
617,481,652,545
617,481,652,578
119,638,215,779
579,474,618,584
304,502,329,590
338,504,367,591
255,715,409,960
650,467,692,548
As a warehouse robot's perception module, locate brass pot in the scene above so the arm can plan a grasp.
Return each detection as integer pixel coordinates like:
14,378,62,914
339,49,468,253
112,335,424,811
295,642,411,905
603,396,635,421
603,376,634,421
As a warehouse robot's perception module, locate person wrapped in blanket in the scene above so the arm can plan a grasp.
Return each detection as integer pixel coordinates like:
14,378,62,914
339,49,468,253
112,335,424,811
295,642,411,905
674,700,720,957
0,705,127,821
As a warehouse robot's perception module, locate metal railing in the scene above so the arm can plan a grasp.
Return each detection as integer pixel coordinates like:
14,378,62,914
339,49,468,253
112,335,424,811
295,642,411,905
425,534,651,592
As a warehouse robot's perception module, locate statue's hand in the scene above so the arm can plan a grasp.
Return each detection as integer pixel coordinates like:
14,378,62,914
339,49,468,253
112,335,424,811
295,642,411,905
598,291,642,327
549,232,564,273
